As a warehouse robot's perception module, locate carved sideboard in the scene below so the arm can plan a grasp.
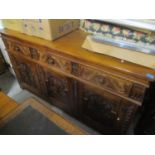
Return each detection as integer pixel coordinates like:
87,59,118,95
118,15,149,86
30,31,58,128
1,29,155,134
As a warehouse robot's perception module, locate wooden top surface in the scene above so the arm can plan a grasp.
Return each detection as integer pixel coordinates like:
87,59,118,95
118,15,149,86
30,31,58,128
1,28,155,84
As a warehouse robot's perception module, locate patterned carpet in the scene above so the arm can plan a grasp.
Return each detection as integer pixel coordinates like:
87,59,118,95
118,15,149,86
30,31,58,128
0,98,88,135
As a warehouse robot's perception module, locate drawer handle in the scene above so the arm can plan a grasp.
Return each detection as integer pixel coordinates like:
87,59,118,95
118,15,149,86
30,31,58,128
95,76,106,84
47,57,55,65
98,78,105,84
117,117,120,121
14,46,21,52
83,97,88,101
64,88,69,92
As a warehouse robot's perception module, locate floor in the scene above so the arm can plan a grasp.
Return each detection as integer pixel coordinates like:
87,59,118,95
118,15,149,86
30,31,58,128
0,97,87,135
0,91,18,120
0,70,99,134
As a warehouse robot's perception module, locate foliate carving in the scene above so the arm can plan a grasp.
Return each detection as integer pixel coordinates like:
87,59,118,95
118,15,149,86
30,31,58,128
75,65,133,97
46,55,55,65
18,63,37,88
44,54,71,73
81,88,120,127
12,44,23,53
12,56,38,88
29,47,40,60
46,73,69,99
120,103,137,133
129,84,146,101
8,39,40,59
80,86,138,134
9,40,26,55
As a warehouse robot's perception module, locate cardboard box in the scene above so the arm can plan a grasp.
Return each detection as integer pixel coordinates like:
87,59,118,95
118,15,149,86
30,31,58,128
2,19,23,32
2,19,80,41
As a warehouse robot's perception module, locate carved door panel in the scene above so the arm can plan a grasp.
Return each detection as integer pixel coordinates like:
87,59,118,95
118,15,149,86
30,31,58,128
78,82,138,134
43,68,74,114
9,53,41,94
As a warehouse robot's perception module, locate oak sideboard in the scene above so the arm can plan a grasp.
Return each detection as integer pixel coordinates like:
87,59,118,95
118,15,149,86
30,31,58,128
1,29,155,134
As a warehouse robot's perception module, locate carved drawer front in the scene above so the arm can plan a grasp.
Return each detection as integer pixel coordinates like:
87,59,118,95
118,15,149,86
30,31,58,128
45,69,73,113
72,63,133,97
42,52,72,73
9,39,26,54
2,37,25,54
78,84,138,134
3,37,41,60
12,42,41,60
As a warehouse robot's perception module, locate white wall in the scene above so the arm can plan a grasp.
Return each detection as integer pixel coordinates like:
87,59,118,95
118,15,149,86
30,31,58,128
0,20,3,29
0,20,15,75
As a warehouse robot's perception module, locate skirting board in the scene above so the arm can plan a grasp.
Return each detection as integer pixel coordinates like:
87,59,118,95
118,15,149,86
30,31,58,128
82,35,155,70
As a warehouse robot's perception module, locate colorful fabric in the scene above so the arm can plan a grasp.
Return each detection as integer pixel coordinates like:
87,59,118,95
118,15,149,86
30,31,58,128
80,19,155,45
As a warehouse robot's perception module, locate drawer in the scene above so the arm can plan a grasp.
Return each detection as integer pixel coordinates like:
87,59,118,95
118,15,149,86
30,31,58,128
2,37,72,74
12,42,41,60
42,52,72,73
2,37,41,60
72,63,133,97
7,39,26,55
72,63,147,102
7,39,29,57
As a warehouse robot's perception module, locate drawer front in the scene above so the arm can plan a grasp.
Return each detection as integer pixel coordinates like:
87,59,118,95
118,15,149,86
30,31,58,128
72,63,133,97
2,37,41,60
8,39,26,54
78,83,138,134
42,52,72,73
2,37,72,74
72,63,146,102
2,37,25,54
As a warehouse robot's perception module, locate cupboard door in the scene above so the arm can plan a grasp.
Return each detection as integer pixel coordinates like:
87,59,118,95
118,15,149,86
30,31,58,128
9,53,41,94
78,82,138,134
43,68,74,114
